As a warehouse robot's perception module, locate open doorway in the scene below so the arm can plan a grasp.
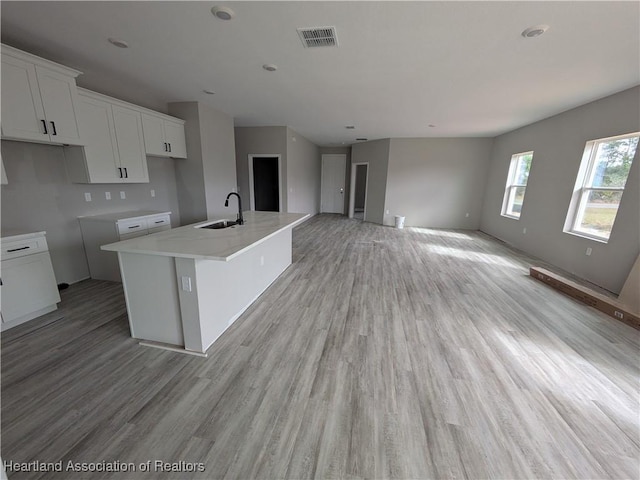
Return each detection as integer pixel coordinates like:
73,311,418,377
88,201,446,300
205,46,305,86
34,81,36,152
248,155,282,212
348,162,368,220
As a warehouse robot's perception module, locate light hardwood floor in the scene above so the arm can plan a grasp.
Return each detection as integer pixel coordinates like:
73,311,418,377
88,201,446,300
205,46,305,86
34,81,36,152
2,214,639,479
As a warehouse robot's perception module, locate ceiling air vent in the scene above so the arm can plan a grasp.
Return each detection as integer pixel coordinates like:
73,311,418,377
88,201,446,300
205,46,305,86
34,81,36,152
297,27,338,48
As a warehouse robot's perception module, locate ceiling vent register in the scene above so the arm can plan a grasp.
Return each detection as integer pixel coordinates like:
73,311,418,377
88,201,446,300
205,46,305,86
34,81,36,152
297,27,338,48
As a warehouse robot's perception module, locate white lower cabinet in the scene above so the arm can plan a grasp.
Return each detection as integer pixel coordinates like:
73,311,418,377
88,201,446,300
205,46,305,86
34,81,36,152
65,89,148,183
79,211,172,282
1,232,61,330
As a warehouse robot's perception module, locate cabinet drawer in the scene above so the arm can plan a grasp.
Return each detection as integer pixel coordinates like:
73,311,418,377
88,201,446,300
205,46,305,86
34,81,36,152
119,230,149,241
146,214,171,229
117,218,148,236
1,235,48,260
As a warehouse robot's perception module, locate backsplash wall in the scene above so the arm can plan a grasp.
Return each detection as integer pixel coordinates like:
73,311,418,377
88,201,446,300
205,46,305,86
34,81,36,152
1,140,181,284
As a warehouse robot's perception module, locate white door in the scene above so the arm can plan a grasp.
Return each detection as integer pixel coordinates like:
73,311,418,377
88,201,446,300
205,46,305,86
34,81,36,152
35,65,83,145
77,95,121,183
113,105,148,183
321,154,346,214
0,55,49,142
164,120,187,158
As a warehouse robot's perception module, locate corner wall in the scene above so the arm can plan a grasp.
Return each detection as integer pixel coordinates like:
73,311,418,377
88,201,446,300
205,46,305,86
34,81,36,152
384,138,493,228
479,86,640,293
351,139,390,224
286,128,320,214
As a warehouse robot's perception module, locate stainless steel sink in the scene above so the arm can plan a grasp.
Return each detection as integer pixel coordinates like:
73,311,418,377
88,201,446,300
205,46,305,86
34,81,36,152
196,220,237,230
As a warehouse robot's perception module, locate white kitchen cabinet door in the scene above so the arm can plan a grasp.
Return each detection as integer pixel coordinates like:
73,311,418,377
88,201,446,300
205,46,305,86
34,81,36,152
73,96,121,183
1,252,61,324
0,54,49,143
164,120,187,158
35,65,83,145
112,105,148,183
141,113,167,157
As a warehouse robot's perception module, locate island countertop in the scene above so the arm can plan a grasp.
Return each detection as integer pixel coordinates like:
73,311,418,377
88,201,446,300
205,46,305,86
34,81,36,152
101,211,309,261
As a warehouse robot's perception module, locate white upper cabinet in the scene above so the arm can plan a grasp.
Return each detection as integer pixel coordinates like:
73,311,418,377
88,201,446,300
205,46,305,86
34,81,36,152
1,44,83,145
141,113,187,158
65,90,148,183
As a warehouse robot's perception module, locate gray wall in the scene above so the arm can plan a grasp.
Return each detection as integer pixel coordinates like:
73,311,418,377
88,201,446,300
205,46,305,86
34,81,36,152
168,102,207,224
351,139,390,224
198,103,237,218
480,86,640,294
234,127,288,210
384,138,494,228
319,147,352,214
168,102,237,223
0,140,180,284
286,128,320,215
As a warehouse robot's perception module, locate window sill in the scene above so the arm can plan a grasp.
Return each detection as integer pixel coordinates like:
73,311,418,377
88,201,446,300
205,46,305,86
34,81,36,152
563,229,609,244
501,213,520,220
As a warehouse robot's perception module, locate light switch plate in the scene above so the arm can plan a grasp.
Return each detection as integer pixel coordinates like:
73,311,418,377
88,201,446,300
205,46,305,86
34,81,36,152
150,189,155,197
120,191,126,199
84,192,91,202
105,192,111,200
181,276,192,292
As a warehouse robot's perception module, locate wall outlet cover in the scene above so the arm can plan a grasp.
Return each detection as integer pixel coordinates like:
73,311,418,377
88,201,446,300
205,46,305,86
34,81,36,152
105,192,111,200
84,192,91,202
120,191,126,199
150,189,155,197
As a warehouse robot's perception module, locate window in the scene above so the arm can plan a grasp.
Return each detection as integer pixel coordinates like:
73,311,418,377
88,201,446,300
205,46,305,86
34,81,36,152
565,132,639,242
502,151,533,219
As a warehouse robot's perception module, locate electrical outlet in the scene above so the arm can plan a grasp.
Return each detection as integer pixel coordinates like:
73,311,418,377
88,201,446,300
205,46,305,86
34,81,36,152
386,210,390,215
465,212,470,218
614,311,624,319
105,192,111,200
150,189,155,197
586,247,592,256
84,192,91,202
523,227,527,234
120,191,126,199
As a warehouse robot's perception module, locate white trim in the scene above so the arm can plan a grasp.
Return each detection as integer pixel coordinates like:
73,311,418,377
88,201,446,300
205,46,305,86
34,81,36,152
248,154,283,212
348,162,369,220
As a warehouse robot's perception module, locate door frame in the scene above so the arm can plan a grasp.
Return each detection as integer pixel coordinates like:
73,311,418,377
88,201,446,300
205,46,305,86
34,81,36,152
321,154,347,214
248,154,283,212
348,162,369,220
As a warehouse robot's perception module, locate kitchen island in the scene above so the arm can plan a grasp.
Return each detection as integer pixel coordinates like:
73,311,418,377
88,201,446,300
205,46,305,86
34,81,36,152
102,211,309,355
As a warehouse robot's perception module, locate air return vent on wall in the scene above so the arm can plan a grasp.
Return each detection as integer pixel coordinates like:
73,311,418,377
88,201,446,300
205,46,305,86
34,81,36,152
297,27,338,48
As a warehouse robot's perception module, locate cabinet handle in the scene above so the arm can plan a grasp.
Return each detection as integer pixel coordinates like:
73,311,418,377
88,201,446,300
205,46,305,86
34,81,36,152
164,142,168,152
124,168,128,178
7,246,30,253
41,120,48,135
118,167,123,178
50,121,57,136
128,225,141,229
154,220,164,224
168,143,172,153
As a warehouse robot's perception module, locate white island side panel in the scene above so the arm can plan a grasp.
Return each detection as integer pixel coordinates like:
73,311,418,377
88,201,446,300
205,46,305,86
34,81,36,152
118,252,184,346
177,228,293,353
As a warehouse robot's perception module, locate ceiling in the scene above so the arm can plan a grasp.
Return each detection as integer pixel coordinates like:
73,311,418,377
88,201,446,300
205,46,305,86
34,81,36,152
2,1,639,147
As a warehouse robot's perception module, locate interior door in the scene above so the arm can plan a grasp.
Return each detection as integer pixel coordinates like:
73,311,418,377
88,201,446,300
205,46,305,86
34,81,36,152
253,157,280,211
321,154,346,214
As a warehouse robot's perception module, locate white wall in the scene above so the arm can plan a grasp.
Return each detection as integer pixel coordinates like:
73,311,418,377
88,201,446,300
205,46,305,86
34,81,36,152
286,128,320,215
0,141,180,284
384,138,493,228
480,86,640,293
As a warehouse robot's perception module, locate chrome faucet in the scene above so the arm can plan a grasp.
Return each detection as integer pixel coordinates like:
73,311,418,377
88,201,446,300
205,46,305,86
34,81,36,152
224,192,244,225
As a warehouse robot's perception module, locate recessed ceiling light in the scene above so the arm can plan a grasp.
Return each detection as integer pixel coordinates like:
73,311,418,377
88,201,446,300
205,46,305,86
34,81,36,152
211,5,235,20
521,25,550,38
203,89,215,95
263,64,278,72
345,125,355,129
108,38,129,48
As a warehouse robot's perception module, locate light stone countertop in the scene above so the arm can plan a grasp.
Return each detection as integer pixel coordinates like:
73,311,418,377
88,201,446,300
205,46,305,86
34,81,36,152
101,211,310,261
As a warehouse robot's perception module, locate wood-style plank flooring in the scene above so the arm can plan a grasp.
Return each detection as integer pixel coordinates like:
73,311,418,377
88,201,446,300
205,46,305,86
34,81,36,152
2,214,639,479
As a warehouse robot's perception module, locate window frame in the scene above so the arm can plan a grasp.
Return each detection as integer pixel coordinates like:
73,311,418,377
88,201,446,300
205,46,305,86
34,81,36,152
564,132,639,243
501,151,533,220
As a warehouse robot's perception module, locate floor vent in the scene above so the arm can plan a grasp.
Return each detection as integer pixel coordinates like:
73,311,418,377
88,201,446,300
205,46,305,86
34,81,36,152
297,27,338,48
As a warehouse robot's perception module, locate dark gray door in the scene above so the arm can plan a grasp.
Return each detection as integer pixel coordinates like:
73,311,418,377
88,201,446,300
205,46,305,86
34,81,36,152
253,157,279,212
